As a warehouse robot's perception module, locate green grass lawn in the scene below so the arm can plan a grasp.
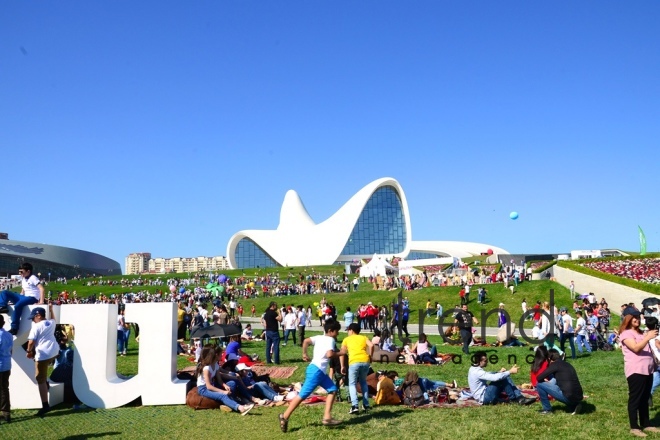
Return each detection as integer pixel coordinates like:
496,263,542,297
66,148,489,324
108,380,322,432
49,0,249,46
2,272,632,439
2,333,647,440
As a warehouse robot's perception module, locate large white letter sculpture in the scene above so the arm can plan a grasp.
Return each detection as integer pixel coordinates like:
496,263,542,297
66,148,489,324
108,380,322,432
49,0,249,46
5,302,187,409
6,305,64,409
58,302,187,408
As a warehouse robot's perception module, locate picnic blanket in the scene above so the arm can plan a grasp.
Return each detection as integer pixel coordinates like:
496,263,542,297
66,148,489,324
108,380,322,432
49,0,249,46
250,365,298,379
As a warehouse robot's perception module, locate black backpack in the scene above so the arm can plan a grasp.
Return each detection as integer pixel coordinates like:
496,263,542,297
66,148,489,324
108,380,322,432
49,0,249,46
403,381,426,407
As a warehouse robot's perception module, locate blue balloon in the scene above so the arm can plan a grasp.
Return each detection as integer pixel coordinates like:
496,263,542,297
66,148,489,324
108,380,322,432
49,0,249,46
509,211,519,220
179,287,185,293
218,274,228,283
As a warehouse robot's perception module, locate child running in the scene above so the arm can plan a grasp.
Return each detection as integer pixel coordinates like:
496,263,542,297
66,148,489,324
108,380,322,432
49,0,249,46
278,319,342,432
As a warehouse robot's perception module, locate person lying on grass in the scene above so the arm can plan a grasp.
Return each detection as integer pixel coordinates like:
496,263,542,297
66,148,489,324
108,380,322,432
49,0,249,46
236,363,284,402
278,319,342,433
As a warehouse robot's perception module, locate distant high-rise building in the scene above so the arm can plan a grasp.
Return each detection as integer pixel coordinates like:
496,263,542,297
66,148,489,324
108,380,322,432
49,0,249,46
125,253,151,275
125,253,229,274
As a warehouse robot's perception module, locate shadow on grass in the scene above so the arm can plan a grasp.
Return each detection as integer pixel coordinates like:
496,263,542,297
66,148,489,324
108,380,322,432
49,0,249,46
311,408,411,430
60,433,121,439
649,410,660,426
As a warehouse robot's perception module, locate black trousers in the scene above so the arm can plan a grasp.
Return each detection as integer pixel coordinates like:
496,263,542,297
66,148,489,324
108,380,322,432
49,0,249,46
0,370,9,415
460,329,472,354
627,373,653,430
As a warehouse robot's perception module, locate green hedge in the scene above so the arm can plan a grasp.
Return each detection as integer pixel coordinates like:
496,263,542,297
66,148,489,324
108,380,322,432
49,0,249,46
557,258,660,296
530,260,558,274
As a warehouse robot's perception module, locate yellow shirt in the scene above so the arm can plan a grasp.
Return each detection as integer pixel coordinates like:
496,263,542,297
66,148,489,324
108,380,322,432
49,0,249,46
342,334,370,365
177,308,185,324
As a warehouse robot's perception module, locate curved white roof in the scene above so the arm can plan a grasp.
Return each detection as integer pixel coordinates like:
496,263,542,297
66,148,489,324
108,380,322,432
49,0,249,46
226,178,508,269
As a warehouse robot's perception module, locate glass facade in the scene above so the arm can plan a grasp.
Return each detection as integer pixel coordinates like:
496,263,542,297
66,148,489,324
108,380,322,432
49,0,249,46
234,237,279,269
340,186,407,256
0,256,116,280
406,251,445,260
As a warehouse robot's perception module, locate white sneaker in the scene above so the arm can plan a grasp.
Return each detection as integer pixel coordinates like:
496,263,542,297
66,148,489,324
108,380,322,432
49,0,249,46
274,395,284,402
240,403,255,416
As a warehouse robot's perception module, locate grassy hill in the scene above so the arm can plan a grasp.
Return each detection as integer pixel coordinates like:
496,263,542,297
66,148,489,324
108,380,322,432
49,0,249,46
39,269,578,327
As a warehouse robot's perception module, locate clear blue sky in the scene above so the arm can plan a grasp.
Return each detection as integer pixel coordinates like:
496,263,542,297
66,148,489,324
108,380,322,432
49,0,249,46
2,1,659,271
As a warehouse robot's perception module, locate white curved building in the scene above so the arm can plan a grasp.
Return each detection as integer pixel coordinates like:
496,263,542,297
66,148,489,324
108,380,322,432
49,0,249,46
226,177,508,269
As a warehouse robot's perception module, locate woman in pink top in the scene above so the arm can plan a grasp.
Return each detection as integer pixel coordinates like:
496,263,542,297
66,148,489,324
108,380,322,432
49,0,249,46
411,333,437,364
619,311,660,437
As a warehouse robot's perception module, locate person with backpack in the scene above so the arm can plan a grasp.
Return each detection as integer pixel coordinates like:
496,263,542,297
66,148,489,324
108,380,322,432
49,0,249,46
401,371,427,407
467,351,536,406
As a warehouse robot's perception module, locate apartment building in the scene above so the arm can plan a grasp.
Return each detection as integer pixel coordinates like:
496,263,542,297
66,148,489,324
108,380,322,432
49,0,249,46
126,253,229,274
125,253,152,275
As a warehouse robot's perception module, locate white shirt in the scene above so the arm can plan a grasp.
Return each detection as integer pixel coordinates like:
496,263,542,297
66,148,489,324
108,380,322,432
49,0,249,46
650,336,660,370
198,307,208,322
197,363,219,387
309,334,336,372
540,314,550,337
468,365,511,404
283,312,297,330
562,314,574,333
22,274,41,300
576,317,587,336
28,319,59,361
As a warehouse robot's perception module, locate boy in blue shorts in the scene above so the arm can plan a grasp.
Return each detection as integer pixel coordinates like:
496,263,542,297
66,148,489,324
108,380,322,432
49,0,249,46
278,319,342,433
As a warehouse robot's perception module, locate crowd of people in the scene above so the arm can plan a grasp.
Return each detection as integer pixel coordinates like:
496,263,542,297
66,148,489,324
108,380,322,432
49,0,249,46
6,259,660,438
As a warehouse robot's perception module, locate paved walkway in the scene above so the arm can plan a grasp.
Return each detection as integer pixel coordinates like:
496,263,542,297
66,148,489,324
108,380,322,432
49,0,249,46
238,316,502,337
553,265,657,313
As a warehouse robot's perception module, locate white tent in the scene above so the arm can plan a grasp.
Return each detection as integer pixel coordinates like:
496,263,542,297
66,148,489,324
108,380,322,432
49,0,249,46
359,254,398,278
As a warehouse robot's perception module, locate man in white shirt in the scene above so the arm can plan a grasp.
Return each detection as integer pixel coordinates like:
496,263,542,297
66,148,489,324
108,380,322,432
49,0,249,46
27,303,59,417
296,305,307,346
282,308,298,346
0,263,45,336
467,351,536,406
574,311,592,354
559,308,576,359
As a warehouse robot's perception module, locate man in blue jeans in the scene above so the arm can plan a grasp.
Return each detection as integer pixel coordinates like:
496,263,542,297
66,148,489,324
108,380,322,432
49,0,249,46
468,351,536,406
262,302,282,364
536,349,584,415
0,263,44,336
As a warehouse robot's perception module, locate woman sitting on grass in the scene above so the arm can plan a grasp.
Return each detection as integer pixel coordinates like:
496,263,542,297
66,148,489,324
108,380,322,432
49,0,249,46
410,333,437,364
380,329,396,352
195,345,254,415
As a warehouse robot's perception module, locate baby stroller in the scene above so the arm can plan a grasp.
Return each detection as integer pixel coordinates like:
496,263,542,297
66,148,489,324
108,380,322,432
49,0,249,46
590,328,613,351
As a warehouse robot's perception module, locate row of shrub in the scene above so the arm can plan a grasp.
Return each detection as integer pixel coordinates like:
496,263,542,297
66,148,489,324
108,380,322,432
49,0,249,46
557,255,660,296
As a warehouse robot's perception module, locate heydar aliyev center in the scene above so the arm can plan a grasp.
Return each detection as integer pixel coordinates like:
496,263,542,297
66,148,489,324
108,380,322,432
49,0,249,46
226,177,508,269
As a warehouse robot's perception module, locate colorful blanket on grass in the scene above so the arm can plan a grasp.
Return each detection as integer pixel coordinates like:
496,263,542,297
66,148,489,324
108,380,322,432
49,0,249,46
251,365,298,379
